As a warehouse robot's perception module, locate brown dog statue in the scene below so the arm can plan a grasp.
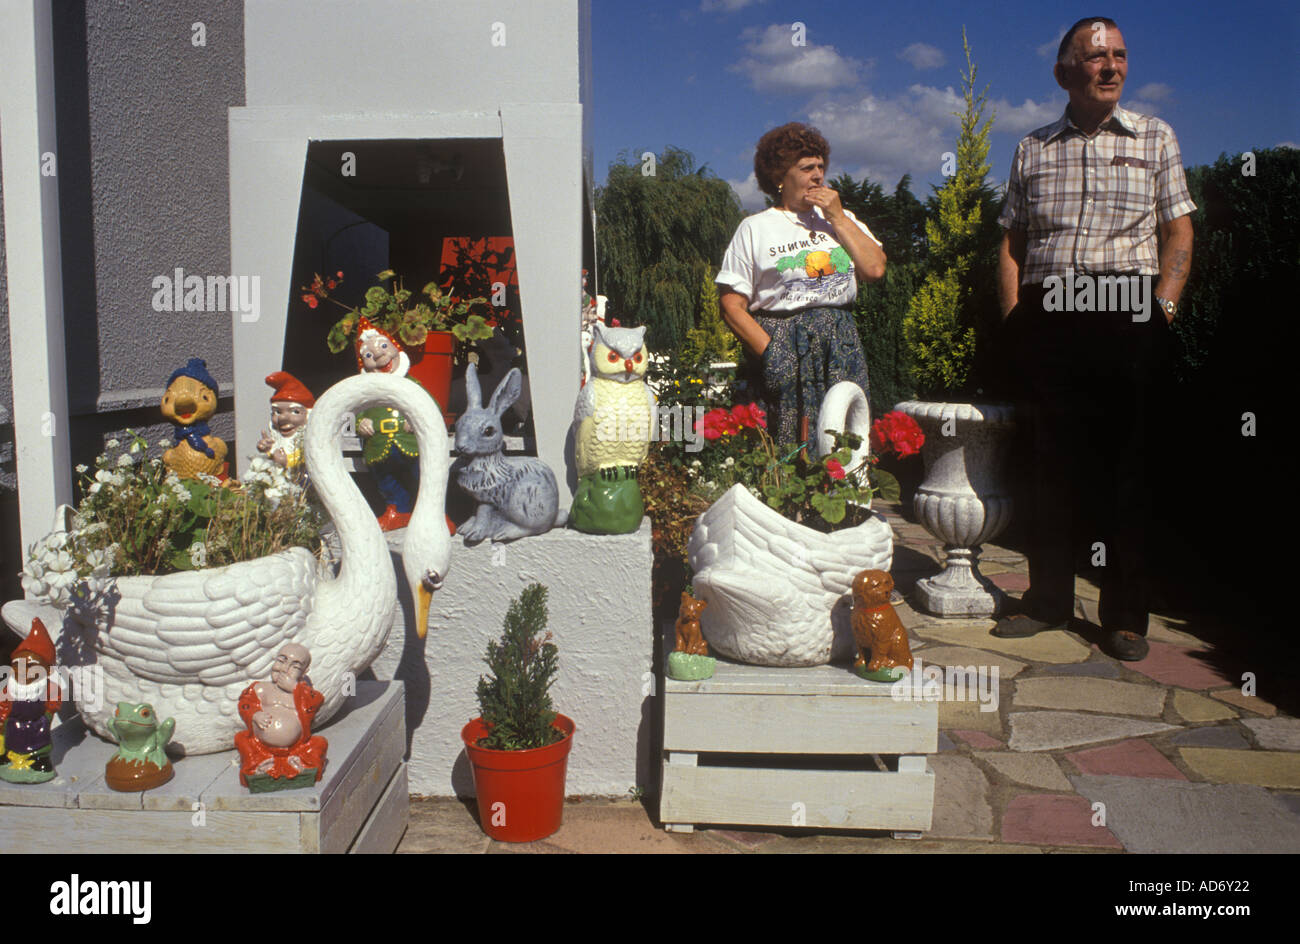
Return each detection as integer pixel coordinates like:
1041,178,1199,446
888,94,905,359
668,592,715,680
850,570,913,681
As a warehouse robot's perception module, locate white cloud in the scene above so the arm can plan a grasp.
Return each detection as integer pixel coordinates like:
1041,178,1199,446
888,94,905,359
1037,24,1068,59
898,42,945,70
800,86,1062,188
1124,99,1160,116
1134,82,1173,102
701,0,765,11
727,172,768,213
730,23,865,94
991,96,1064,135
1277,141,1299,150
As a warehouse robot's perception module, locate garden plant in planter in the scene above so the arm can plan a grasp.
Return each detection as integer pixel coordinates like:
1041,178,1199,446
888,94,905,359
7,372,453,755
681,381,923,667
462,583,574,843
308,268,493,425
894,36,1015,618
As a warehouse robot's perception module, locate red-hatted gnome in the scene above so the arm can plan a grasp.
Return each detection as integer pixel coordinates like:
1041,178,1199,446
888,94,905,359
354,317,424,530
234,642,327,791
256,371,315,474
0,618,63,784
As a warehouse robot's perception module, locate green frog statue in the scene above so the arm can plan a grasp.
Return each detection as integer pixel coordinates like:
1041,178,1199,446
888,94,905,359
104,702,176,791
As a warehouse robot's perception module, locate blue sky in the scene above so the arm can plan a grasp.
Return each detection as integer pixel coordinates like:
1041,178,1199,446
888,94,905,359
591,0,1300,210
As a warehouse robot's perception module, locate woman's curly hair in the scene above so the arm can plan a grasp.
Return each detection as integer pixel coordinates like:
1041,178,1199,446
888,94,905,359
754,123,830,199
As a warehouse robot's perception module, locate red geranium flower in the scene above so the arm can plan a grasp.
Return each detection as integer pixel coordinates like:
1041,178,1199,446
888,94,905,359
871,411,925,458
302,294,318,309
826,459,846,480
697,407,737,441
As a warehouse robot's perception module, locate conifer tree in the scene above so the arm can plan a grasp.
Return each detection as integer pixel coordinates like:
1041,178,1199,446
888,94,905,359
903,28,994,396
475,583,561,750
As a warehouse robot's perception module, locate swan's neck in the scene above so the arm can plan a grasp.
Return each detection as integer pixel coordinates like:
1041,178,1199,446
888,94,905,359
303,374,449,651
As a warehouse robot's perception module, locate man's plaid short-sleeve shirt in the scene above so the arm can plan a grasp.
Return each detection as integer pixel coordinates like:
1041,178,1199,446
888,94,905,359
998,105,1196,285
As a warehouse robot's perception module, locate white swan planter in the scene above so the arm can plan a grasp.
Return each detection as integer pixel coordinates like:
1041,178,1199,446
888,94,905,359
688,382,894,667
1,373,452,755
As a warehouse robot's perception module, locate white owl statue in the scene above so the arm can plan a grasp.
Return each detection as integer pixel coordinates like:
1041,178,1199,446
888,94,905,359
570,322,656,534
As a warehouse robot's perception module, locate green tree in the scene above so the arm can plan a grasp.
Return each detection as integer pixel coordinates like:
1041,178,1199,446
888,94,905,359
596,147,745,350
683,268,740,364
475,583,562,750
903,28,996,397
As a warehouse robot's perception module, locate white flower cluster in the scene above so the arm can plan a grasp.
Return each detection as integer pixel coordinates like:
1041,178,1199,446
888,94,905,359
242,456,302,510
22,529,115,610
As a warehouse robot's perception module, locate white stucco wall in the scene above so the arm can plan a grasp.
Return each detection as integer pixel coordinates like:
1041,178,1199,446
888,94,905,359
372,520,655,797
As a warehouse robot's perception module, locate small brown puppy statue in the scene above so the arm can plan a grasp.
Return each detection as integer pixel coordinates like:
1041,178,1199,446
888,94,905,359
851,570,913,681
668,592,716,681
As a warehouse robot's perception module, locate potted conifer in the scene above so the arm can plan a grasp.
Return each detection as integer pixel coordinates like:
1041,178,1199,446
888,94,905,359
461,583,575,843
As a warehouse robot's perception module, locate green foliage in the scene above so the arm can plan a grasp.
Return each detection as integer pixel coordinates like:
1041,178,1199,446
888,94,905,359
595,147,745,350
475,583,563,751
1177,147,1300,385
903,28,998,398
310,270,487,354
682,269,740,365
855,260,921,417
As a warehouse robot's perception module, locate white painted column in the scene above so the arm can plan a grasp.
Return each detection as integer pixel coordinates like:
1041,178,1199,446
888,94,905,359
501,102,583,500
0,0,73,558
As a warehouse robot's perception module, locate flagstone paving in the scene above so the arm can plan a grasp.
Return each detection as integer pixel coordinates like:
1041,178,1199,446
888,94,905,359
1210,688,1277,718
395,507,1300,854
975,752,1074,791
1169,726,1251,750
1008,712,1181,752
1014,678,1167,717
1179,748,1300,789
1068,777,1300,854
1124,640,1236,690
1242,717,1300,751
1065,739,1188,780
1172,690,1238,722
1001,794,1123,848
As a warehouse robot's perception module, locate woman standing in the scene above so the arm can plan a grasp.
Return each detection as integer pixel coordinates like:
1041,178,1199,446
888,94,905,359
718,123,886,447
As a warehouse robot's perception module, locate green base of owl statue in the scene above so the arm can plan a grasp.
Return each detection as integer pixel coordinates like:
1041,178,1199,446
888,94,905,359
570,467,643,534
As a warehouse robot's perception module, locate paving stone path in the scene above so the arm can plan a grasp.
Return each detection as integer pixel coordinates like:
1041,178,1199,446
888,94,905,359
398,504,1300,854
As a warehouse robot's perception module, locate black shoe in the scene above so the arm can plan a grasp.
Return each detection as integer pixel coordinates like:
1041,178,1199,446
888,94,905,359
992,614,1068,638
1105,630,1149,661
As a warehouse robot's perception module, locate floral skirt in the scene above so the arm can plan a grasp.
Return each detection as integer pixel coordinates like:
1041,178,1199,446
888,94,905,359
750,306,870,448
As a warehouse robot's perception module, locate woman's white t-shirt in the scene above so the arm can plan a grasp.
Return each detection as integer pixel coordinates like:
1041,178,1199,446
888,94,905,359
717,206,882,313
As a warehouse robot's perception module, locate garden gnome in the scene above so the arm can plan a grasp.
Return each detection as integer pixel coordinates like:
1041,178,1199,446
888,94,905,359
161,357,228,479
257,371,314,474
105,702,176,791
235,643,328,792
0,618,62,784
354,318,423,531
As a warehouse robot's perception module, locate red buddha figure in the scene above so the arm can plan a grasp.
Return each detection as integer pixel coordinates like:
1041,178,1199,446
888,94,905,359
234,643,328,789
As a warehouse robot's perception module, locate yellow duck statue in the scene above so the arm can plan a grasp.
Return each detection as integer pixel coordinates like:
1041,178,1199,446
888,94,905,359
161,357,228,480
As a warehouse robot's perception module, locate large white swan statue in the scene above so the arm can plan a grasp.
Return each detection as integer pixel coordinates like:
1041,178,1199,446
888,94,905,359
688,382,894,667
2,373,451,754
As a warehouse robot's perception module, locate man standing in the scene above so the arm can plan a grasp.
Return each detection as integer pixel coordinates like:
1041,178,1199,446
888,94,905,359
995,17,1194,660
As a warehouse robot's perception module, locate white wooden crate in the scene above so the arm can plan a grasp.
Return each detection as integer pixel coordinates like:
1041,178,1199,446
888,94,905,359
660,660,936,836
0,681,407,853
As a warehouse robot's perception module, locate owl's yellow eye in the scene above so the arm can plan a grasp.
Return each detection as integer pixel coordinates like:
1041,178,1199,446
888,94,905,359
607,351,619,363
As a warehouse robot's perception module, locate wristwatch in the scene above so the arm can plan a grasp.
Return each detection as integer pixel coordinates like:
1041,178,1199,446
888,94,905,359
1155,296,1177,320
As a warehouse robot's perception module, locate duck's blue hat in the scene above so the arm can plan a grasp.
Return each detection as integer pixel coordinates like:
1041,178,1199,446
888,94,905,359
167,358,219,393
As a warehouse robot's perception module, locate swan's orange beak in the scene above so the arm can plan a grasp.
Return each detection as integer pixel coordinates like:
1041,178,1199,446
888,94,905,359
417,583,432,639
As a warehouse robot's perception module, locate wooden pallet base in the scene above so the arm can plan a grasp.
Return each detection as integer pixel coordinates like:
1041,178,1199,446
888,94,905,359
660,659,936,835
0,681,407,854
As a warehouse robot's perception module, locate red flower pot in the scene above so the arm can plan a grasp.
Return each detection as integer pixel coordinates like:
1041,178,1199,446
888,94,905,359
461,714,575,843
404,330,456,426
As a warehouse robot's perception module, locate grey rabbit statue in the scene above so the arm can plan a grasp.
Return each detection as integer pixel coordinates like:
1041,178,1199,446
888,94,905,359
454,362,566,542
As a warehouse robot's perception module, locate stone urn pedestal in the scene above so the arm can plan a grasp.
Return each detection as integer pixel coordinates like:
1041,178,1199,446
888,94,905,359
894,401,1015,618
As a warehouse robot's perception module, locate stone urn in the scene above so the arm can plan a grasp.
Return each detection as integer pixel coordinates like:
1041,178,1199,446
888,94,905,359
894,401,1015,617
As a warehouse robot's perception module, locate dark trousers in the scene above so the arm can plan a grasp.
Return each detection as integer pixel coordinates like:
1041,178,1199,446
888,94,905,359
1000,282,1172,634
